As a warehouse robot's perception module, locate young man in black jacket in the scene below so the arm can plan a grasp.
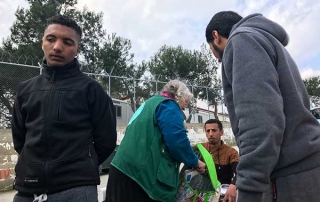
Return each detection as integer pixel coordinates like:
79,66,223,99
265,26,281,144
11,15,117,202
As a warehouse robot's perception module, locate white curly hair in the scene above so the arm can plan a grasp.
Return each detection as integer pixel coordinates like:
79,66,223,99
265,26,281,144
160,80,193,102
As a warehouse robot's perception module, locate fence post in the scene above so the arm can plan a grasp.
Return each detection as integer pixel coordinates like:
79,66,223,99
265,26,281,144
155,75,161,93
191,85,195,123
108,75,111,95
206,87,210,119
221,89,225,122
108,67,115,95
38,62,42,75
133,79,136,111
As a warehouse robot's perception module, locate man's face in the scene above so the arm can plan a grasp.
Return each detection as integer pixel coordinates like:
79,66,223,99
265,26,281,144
42,24,80,66
209,42,223,62
205,123,223,145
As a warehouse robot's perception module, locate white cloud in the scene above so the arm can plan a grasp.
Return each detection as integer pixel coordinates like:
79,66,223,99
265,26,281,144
300,67,320,79
76,0,238,62
0,0,29,42
237,0,320,69
1,0,319,75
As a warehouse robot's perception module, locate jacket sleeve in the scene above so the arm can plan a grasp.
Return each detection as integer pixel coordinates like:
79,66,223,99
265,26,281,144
229,149,239,185
87,82,117,164
11,84,26,154
156,100,198,167
223,33,285,201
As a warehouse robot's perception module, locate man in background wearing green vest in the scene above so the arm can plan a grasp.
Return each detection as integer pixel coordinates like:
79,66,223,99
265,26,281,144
105,80,206,202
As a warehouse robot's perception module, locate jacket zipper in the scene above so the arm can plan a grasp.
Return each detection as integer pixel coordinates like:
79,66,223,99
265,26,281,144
43,70,56,192
50,71,55,83
57,93,62,121
88,145,92,157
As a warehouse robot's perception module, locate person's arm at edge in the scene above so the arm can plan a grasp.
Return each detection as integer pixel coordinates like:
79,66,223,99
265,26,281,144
88,82,117,164
11,83,26,154
156,100,198,168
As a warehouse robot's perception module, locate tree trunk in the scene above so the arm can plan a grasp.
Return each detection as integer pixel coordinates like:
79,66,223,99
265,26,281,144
129,96,136,112
214,102,219,120
186,106,192,123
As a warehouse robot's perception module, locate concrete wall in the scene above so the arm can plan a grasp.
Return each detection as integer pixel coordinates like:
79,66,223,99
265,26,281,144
0,129,17,192
116,122,235,146
0,122,235,192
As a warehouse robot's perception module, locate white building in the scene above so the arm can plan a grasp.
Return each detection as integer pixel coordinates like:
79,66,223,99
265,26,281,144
112,98,134,126
183,99,230,124
112,98,230,126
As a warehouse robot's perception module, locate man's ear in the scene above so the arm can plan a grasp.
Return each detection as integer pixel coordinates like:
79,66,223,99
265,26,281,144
211,30,221,44
41,38,44,51
76,45,80,56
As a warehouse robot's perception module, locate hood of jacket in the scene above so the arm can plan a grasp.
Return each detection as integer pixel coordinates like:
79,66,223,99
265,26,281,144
230,13,289,46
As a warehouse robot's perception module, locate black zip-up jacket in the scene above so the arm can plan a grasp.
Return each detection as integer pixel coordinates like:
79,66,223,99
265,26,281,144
11,59,117,194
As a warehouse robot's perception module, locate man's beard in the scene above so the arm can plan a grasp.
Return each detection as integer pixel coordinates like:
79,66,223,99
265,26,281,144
212,42,223,62
209,138,219,145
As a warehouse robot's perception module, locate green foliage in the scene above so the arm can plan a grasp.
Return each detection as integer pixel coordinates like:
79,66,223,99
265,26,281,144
95,34,147,111
0,0,223,118
0,0,111,125
1,0,105,67
75,7,106,67
0,62,39,128
304,76,320,97
144,44,222,121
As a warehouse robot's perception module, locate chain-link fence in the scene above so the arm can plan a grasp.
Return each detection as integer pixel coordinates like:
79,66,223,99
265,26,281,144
0,62,41,128
1,57,320,130
0,60,224,129
0,50,42,66
310,96,320,108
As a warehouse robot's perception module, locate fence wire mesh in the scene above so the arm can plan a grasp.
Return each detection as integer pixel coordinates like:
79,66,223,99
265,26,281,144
0,61,224,129
1,60,319,130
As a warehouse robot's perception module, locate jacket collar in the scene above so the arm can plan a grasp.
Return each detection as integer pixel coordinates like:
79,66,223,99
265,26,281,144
205,140,224,152
42,59,81,81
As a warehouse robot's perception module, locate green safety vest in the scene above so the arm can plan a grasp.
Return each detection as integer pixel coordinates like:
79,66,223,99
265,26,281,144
112,95,180,201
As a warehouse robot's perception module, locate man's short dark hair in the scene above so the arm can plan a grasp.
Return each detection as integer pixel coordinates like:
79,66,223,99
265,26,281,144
46,15,82,39
204,119,223,131
205,11,242,42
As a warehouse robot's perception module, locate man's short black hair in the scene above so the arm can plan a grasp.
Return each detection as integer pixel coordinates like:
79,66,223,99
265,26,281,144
46,15,82,39
205,11,242,42
204,119,223,131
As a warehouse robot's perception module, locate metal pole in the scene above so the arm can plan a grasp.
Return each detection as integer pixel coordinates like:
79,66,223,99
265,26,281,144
191,85,195,123
222,100,224,122
133,79,136,111
109,67,115,95
155,75,161,93
108,75,111,95
38,62,43,75
221,89,225,122
206,87,210,119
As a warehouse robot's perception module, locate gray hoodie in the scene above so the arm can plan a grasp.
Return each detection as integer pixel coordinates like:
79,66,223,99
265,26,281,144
222,13,320,201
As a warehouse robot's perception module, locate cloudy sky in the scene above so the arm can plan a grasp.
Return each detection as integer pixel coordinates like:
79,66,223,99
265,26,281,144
1,0,320,79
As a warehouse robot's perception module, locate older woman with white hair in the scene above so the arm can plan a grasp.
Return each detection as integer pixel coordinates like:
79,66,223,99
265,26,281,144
105,80,206,202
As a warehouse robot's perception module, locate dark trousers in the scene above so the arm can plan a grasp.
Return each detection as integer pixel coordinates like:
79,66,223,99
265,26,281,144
262,165,320,202
13,185,98,202
105,165,161,202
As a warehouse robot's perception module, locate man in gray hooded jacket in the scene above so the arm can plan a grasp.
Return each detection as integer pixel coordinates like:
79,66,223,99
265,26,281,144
205,11,320,202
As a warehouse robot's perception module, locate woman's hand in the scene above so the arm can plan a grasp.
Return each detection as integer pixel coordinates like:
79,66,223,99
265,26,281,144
196,160,206,174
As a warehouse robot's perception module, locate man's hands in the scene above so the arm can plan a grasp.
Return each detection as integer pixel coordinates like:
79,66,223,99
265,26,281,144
222,184,237,202
196,160,206,174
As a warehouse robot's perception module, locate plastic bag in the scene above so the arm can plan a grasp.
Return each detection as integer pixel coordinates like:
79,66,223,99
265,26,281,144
175,144,221,202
